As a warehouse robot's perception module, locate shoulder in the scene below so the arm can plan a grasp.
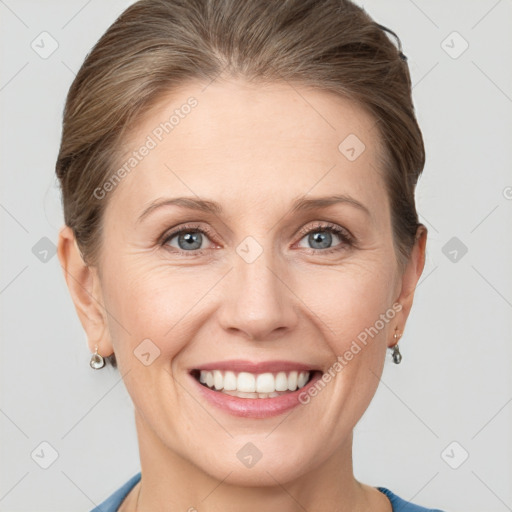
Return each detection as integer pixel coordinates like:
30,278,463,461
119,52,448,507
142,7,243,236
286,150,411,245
377,487,448,512
90,472,141,512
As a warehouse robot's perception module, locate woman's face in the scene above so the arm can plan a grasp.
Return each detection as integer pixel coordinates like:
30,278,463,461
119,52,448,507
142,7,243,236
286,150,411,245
61,79,425,486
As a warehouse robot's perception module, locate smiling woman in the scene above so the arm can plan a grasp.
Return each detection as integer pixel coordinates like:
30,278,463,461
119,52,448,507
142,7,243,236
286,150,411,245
55,0,446,511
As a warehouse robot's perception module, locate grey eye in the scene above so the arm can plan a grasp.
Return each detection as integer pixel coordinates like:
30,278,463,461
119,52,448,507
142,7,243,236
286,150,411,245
311,231,332,249
298,230,342,250
167,231,205,251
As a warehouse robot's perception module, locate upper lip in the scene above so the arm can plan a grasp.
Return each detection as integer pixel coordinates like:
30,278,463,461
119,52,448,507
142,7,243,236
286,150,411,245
191,359,319,374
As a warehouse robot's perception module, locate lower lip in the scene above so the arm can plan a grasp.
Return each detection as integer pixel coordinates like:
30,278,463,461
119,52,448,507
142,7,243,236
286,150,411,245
188,371,323,418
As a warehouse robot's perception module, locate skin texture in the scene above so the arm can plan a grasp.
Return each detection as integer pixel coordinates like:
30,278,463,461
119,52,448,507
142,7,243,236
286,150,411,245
58,78,427,512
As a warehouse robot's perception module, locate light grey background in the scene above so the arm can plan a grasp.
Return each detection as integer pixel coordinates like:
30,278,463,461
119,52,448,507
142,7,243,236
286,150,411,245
1,1,511,511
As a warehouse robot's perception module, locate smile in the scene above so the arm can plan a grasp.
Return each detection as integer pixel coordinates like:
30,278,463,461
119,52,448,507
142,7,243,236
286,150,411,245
191,369,314,398
188,360,324,418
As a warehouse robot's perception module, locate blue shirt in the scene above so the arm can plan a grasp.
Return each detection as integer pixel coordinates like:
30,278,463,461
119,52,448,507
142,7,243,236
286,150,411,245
90,472,447,512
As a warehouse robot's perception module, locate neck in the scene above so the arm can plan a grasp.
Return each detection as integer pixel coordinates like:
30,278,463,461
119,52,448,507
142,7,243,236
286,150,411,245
126,408,387,512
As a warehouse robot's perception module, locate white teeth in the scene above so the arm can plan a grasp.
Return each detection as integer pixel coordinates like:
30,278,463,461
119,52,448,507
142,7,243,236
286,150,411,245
297,371,308,388
237,372,256,392
287,371,298,391
223,371,237,391
275,372,289,391
256,373,275,393
197,369,311,394
222,390,282,399
213,370,223,390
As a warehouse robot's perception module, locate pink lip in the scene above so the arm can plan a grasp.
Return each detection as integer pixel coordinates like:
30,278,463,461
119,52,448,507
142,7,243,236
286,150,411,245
188,369,323,419
191,359,318,373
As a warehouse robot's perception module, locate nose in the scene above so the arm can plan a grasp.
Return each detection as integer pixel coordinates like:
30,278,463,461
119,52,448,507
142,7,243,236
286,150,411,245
217,245,299,342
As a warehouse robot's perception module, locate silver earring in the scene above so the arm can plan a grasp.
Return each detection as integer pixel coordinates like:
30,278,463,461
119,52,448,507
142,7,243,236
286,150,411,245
90,344,105,369
391,328,402,364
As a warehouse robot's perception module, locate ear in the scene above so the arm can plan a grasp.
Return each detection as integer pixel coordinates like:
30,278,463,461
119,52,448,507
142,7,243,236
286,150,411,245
57,225,113,358
390,225,428,347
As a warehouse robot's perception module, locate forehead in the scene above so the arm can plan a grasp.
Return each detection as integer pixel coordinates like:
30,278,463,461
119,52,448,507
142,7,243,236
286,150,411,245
106,79,386,221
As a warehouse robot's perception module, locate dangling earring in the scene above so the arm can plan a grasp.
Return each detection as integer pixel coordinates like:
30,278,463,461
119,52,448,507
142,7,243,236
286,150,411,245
391,327,402,364
90,344,105,369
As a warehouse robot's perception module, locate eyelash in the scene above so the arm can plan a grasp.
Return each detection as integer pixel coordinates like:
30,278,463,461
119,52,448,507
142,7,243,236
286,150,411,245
160,221,355,256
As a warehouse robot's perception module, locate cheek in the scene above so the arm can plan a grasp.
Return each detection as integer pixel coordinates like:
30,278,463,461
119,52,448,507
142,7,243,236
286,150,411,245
293,256,397,350
100,257,214,361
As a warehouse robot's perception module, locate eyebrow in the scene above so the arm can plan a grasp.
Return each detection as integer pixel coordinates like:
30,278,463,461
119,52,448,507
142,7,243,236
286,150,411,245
137,194,371,223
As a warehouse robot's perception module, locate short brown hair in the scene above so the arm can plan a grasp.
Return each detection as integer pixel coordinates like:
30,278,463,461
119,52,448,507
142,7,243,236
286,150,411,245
56,0,426,369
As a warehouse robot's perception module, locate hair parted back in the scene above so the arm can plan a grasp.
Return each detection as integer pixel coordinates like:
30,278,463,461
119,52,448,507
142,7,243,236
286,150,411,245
56,0,426,369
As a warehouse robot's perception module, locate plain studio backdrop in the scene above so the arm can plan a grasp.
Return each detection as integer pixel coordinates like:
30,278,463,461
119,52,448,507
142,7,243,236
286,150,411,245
1,1,511,511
